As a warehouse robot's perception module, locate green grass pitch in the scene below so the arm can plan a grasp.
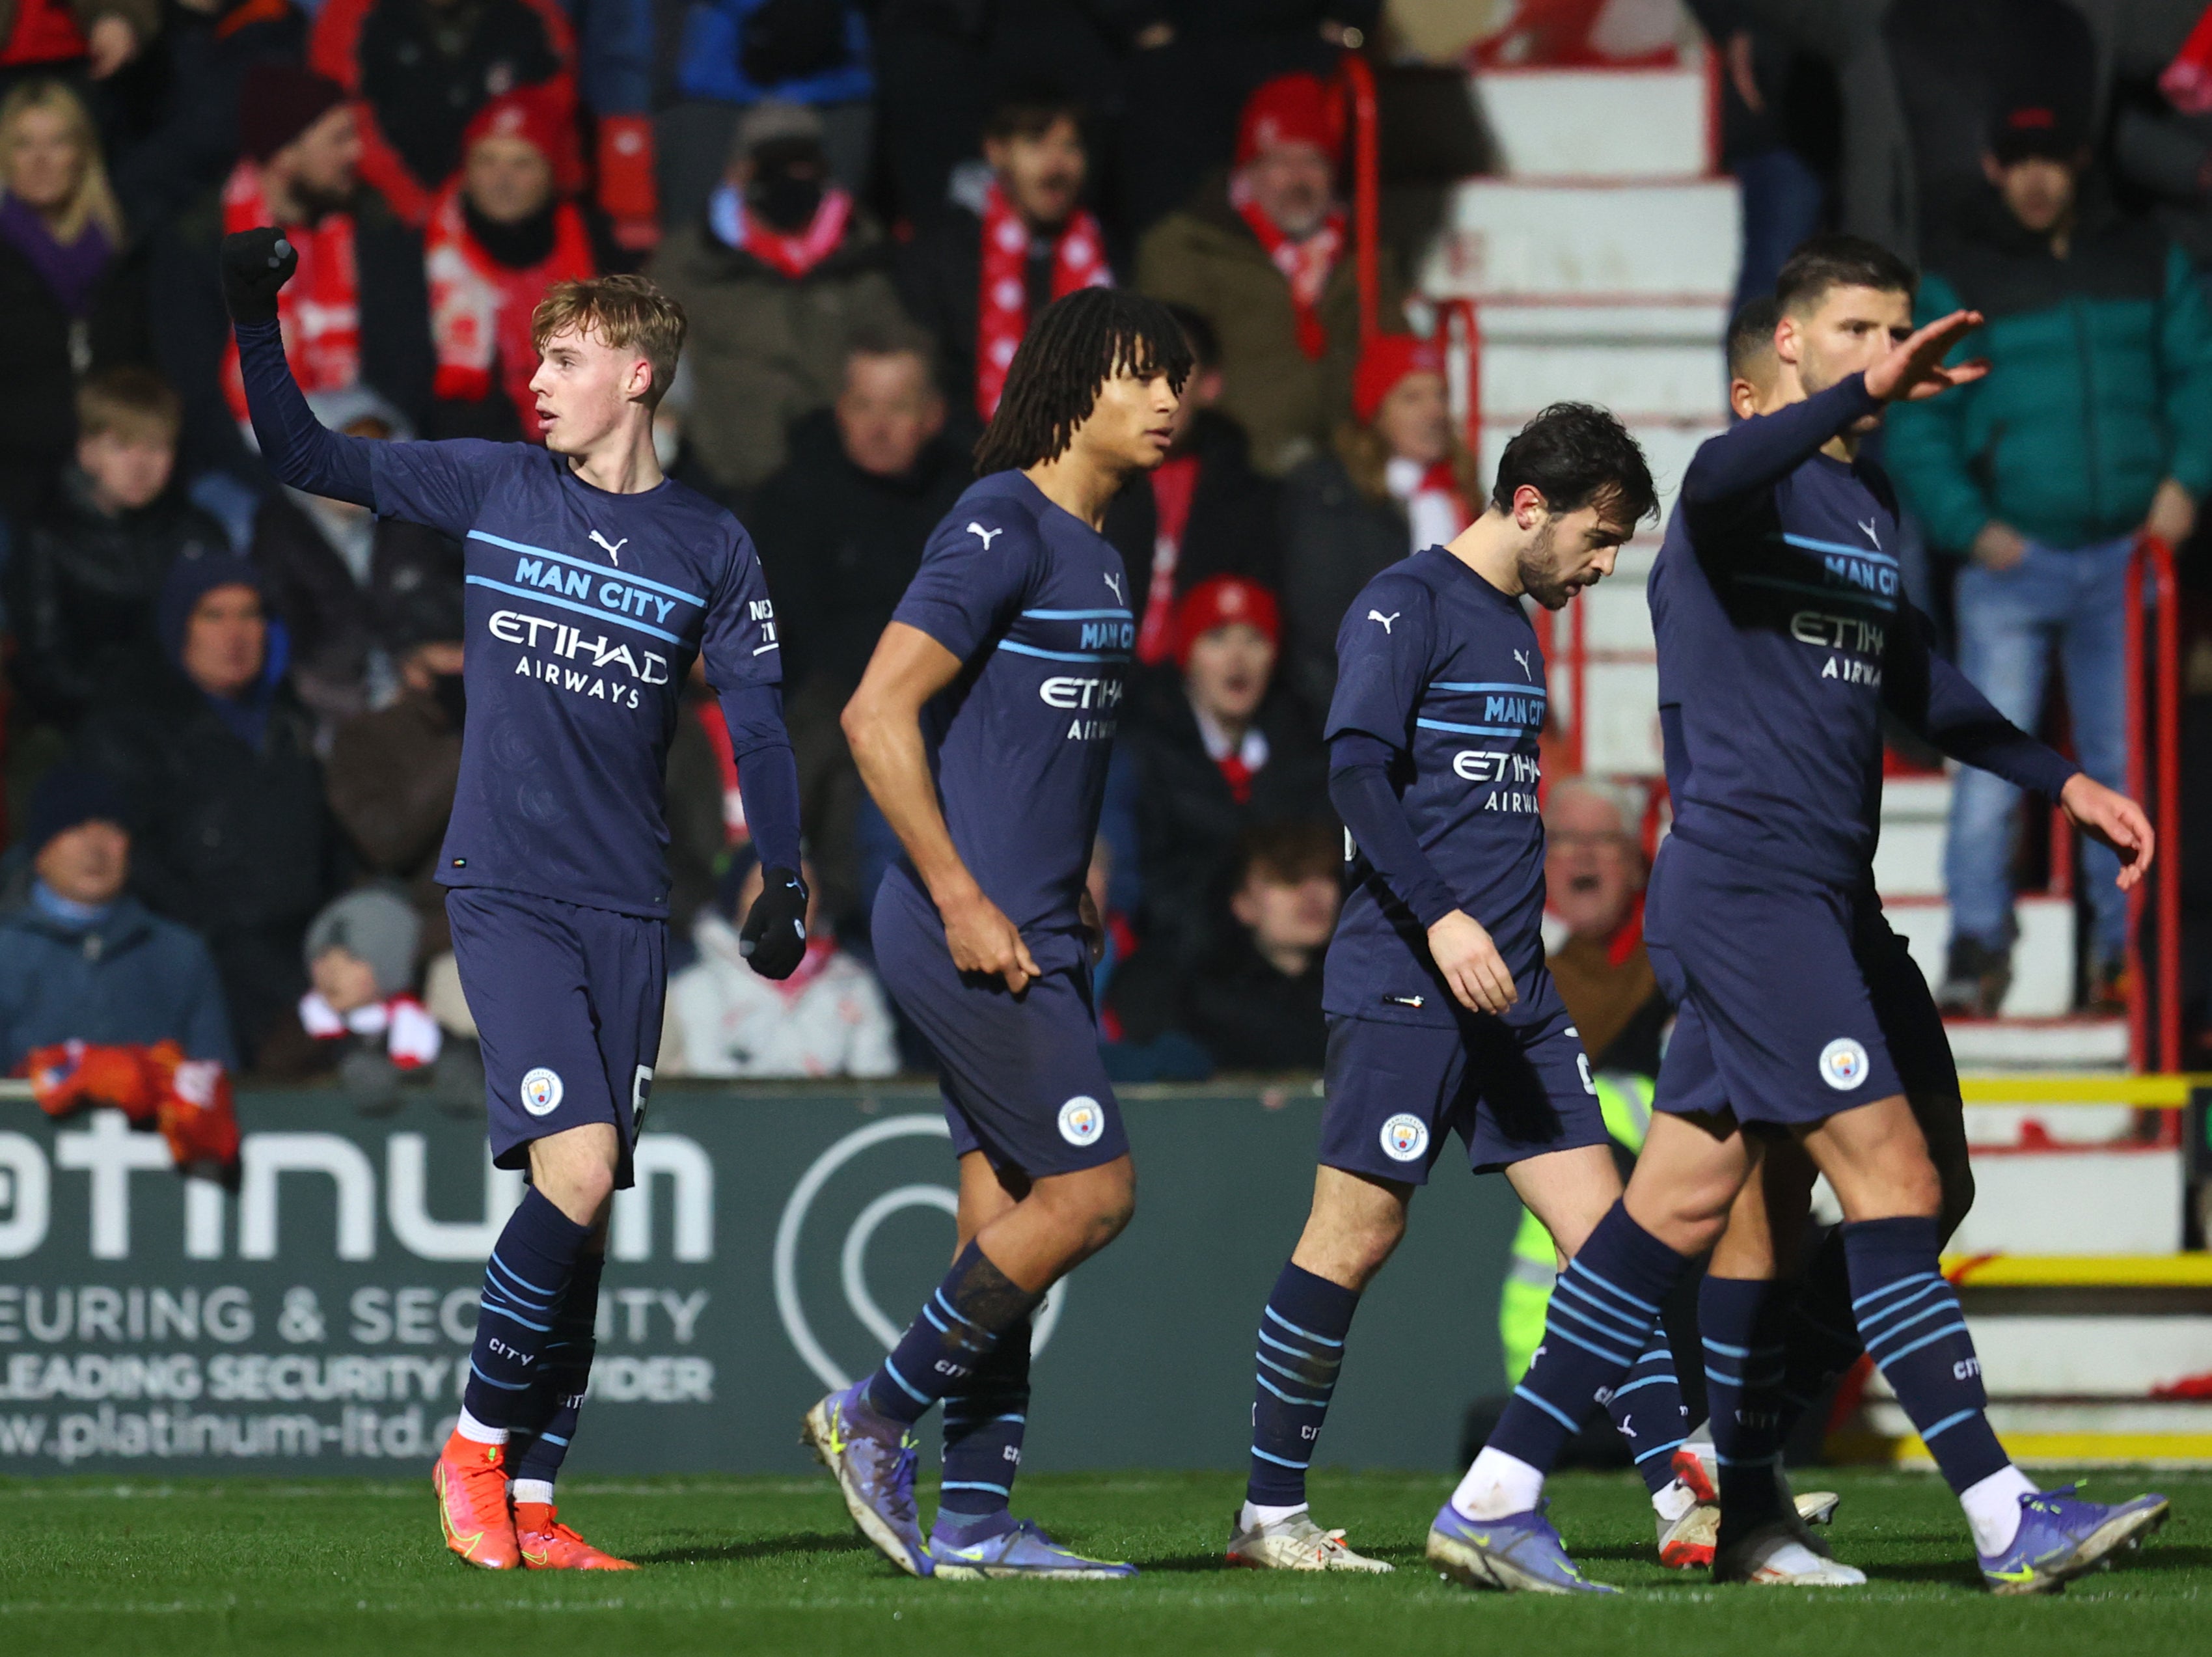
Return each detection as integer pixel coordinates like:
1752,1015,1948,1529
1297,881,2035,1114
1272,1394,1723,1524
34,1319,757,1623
1,1468,2203,1655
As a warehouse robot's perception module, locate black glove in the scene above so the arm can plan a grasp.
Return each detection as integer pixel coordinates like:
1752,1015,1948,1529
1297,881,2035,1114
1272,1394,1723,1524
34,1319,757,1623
221,228,297,325
740,864,809,979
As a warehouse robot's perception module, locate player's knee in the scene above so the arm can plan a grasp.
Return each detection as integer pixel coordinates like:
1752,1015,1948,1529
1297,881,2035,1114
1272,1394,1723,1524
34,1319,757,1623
539,1158,617,1224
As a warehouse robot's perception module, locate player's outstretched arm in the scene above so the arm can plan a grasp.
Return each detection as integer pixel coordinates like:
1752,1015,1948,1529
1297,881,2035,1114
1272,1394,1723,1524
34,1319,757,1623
221,228,377,508
843,621,1042,994
1328,731,1516,1015
1680,375,1885,511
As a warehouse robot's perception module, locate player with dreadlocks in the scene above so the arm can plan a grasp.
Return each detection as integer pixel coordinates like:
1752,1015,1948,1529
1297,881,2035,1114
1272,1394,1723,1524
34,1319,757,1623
804,287,1191,1581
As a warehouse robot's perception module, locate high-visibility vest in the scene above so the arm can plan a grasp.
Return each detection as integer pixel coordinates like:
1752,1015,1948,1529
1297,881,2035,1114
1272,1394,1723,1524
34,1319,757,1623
1499,1071,1654,1384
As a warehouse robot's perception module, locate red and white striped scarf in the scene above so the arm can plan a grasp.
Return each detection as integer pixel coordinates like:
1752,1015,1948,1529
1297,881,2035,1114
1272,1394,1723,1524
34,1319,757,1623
426,182,595,441
1230,174,1343,362
220,161,361,422
975,180,1111,419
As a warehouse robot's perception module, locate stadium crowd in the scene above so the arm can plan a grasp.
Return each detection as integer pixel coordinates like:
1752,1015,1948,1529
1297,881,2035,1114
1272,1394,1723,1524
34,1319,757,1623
0,0,2206,1103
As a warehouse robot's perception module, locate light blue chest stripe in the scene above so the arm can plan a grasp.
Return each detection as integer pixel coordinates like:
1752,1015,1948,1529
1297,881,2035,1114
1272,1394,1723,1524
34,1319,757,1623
1021,608,1133,620
465,575,685,644
996,639,1131,664
1429,681,1546,695
1735,573,1896,611
1415,717,1530,737
1779,532,1899,569
467,529,708,607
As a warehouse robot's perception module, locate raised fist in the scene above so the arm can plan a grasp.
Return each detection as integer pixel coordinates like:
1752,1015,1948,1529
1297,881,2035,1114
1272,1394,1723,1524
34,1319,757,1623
221,227,297,326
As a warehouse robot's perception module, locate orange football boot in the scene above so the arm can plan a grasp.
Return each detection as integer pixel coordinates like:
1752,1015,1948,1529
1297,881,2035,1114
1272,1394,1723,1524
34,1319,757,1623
515,1502,638,1570
434,1431,520,1569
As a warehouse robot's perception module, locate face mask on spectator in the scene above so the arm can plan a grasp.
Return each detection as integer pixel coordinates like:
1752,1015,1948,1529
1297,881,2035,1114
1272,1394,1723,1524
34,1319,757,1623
748,139,825,232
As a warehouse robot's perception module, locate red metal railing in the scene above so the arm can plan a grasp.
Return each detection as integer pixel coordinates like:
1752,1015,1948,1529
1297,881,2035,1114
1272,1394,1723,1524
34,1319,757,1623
2124,533,2183,1073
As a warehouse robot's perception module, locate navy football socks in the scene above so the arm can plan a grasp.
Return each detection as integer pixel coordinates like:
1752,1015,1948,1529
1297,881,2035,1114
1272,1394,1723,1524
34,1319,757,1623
1245,1263,1360,1509
1489,1202,1691,1476
1700,1274,1790,1531
940,1313,1032,1519
508,1248,605,1493
460,1186,591,1438
867,1241,1043,1427
1844,1216,2010,1494
1777,1227,1864,1435
1606,1334,1691,1496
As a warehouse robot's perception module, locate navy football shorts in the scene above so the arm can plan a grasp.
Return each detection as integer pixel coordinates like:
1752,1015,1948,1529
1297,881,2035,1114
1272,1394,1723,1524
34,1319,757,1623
871,870,1129,1179
1317,970,1611,1184
446,886,664,1186
1648,834,1959,1131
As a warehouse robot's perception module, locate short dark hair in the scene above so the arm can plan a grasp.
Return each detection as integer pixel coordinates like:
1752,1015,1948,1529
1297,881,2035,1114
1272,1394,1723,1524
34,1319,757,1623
974,288,1194,474
1488,402,1657,528
1775,233,1916,316
1164,302,1218,371
1236,819,1340,890
1726,296,1781,383
983,80,1085,144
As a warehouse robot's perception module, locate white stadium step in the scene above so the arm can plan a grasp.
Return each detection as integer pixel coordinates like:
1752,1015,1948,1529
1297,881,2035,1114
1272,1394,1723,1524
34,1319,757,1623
1945,1147,2185,1255
1468,65,1714,180
1943,1017,2130,1070
1866,1317,2212,1398
1421,179,1741,302
1885,897,2074,1017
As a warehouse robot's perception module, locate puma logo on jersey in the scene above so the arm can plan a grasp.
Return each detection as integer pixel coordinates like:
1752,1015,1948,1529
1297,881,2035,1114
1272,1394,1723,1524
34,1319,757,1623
1513,647,1533,679
1858,517,1881,549
966,521,1003,549
1104,571,1125,603
1369,610,1399,633
588,530,627,565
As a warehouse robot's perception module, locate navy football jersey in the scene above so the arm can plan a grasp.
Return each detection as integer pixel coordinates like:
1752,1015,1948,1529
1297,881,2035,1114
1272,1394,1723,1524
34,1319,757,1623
1323,547,1549,1028
1652,377,1907,886
886,471,1130,966
366,441,780,918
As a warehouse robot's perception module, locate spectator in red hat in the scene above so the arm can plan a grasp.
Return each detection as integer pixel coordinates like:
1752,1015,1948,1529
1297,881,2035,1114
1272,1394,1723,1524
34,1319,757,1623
150,60,434,482
1137,69,1405,478
308,0,574,229
426,85,605,442
1280,330,1477,717
1119,570,1328,970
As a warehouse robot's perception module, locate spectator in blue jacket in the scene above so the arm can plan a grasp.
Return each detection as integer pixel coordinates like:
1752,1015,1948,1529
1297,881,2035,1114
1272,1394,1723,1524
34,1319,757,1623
0,765,234,1073
1886,97,2212,1015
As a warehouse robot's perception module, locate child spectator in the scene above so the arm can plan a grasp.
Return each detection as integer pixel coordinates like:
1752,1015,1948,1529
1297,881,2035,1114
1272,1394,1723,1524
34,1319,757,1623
0,77,147,519
249,385,465,735
427,85,602,442
1107,819,1338,1074
7,368,230,737
0,763,233,1073
662,850,897,1078
309,0,575,229
1120,573,1325,971
1281,333,1476,717
74,545,344,1067
649,100,907,497
297,884,441,1112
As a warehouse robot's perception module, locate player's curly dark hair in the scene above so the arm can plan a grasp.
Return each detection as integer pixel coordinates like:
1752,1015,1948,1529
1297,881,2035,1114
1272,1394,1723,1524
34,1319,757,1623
974,288,1195,475
1488,402,1658,529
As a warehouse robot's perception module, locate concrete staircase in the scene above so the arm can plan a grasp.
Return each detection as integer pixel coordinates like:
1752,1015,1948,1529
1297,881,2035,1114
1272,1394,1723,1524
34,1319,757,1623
1430,43,2196,1463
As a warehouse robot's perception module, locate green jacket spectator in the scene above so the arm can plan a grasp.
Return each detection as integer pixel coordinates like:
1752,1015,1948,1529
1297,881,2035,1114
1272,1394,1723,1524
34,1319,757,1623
1887,193,2212,555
